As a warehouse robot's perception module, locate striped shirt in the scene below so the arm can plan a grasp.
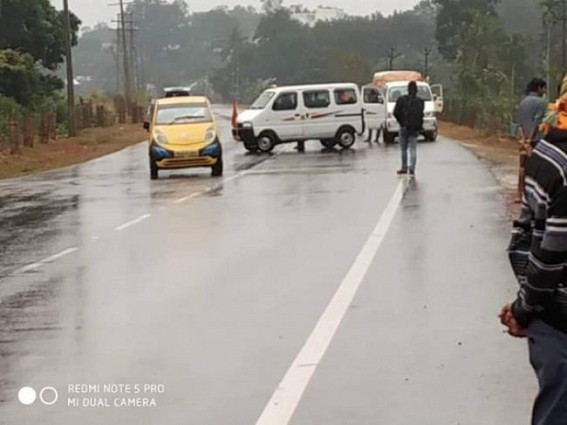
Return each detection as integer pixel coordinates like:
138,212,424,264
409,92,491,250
512,129,567,333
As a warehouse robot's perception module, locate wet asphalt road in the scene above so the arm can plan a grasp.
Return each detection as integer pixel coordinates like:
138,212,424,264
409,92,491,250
0,106,535,424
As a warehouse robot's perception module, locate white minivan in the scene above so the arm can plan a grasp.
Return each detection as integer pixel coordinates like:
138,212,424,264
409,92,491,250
380,81,443,144
233,83,385,153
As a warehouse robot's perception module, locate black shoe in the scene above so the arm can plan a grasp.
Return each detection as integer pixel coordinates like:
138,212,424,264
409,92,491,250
396,169,408,175
409,170,415,176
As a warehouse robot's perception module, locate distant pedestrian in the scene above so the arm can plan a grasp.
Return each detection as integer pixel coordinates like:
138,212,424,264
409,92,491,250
516,78,547,145
502,75,567,425
393,81,424,176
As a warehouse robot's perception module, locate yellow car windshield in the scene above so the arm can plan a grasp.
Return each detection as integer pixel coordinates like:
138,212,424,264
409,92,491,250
156,103,212,125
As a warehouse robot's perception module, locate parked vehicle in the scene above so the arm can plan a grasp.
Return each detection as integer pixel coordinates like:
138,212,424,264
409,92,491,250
372,71,444,144
232,83,383,153
144,96,223,179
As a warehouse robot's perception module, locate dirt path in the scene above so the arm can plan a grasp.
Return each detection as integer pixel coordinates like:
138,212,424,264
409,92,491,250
0,124,147,180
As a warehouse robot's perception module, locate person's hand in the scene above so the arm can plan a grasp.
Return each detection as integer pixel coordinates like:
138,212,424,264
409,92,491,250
499,303,527,338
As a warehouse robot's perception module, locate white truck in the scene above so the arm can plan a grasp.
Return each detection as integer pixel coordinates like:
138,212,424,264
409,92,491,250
371,71,444,144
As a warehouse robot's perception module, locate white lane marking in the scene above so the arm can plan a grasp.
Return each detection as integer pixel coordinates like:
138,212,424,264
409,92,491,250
12,247,79,275
174,192,202,204
173,171,249,204
255,179,408,425
114,214,152,231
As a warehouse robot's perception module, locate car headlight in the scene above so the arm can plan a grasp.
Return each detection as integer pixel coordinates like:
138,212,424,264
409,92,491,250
201,141,220,157
204,128,216,143
241,122,253,128
153,130,168,145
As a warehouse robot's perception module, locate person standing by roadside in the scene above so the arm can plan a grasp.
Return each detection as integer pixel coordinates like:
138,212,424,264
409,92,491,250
515,79,547,200
394,81,424,176
516,78,547,146
501,79,567,424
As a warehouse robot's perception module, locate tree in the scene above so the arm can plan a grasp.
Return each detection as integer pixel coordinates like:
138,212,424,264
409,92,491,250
434,0,500,59
260,0,284,14
0,0,81,70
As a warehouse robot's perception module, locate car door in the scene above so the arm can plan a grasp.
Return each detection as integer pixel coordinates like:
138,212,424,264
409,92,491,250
270,91,304,140
302,89,333,139
431,84,444,114
362,86,385,130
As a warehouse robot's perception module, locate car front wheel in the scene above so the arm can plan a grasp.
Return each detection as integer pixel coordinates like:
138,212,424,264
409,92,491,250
211,156,223,177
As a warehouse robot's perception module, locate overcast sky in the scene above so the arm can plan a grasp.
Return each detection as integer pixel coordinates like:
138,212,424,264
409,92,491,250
51,0,421,28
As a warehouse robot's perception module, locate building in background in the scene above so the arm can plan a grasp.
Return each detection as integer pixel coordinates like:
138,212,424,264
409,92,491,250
291,6,347,27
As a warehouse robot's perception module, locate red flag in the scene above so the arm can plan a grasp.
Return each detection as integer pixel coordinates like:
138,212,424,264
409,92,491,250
231,99,238,129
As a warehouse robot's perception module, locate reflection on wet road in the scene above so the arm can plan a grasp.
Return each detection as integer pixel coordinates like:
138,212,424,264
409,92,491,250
0,107,534,424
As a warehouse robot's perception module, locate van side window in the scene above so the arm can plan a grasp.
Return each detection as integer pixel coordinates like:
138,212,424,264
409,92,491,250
335,89,358,105
363,88,381,104
303,90,331,109
273,93,298,111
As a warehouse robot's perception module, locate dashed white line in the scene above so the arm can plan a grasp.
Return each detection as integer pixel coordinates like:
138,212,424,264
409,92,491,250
12,247,79,275
174,192,202,204
173,171,248,204
254,179,408,425
114,214,152,231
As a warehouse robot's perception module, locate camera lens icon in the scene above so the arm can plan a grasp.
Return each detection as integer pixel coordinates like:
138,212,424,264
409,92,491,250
18,387,59,406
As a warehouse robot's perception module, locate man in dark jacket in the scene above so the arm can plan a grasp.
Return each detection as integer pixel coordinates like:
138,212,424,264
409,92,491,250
394,81,425,176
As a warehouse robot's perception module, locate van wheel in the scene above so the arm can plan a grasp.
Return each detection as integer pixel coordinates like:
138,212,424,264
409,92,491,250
257,133,276,153
424,130,438,142
244,140,259,153
336,127,356,149
150,159,158,180
383,130,396,145
321,139,337,149
211,156,223,177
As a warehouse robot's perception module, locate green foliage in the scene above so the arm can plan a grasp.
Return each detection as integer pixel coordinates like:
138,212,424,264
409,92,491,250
434,0,501,59
0,0,81,70
0,94,23,137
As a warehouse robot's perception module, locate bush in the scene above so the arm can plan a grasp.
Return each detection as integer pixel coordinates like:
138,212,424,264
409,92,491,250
0,94,23,138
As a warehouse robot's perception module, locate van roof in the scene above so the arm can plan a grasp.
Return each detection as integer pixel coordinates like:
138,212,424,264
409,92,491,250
268,83,359,92
156,96,208,106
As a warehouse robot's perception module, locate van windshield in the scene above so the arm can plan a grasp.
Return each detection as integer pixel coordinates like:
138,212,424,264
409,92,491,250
251,91,276,110
387,85,432,103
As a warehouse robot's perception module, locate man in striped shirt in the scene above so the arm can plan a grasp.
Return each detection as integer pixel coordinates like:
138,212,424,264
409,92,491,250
501,116,567,423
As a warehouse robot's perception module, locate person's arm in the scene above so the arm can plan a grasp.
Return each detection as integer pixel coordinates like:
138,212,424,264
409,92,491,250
533,99,547,132
394,97,404,125
512,185,567,326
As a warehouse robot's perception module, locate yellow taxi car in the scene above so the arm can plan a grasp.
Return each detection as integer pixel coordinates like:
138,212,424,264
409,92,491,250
144,96,223,180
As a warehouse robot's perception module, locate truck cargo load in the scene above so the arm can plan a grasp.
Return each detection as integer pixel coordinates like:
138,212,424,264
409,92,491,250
373,71,423,88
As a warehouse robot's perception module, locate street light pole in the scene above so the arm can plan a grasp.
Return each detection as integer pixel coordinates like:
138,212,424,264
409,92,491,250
63,0,77,137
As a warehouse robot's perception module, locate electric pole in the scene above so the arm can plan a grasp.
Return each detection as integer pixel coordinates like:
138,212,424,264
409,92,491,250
424,47,432,80
63,0,77,137
388,48,400,71
110,1,133,114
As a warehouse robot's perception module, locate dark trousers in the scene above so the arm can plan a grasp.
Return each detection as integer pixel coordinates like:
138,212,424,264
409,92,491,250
528,320,567,425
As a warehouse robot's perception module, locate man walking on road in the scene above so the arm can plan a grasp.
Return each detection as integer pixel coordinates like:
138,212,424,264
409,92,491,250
501,83,567,424
394,81,424,176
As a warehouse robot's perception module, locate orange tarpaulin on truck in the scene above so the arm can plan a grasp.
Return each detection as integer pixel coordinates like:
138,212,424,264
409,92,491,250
373,71,423,88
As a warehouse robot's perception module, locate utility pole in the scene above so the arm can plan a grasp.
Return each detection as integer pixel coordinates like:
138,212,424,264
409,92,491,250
109,1,132,114
63,0,77,137
387,48,400,71
423,47,432,80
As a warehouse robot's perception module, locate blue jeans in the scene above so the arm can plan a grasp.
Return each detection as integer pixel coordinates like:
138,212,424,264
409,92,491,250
399,128,418,172
528,320,567,425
